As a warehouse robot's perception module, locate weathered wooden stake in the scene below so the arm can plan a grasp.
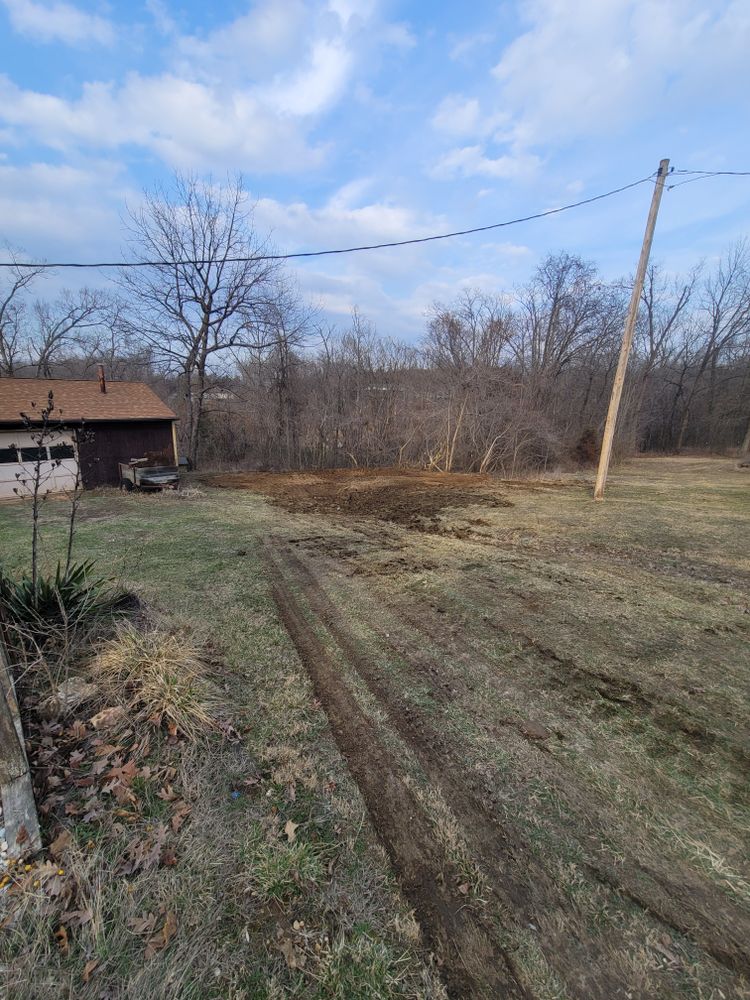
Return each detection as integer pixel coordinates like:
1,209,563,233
0,641,41,859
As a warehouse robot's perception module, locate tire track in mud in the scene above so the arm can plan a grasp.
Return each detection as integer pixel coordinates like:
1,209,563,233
264,545,530,1000
273,542,634,999
347,569,750,978
279,539,750,983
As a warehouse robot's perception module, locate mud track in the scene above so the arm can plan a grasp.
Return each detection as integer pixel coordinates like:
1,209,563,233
274,542,639,996
270,538,750,995
265,544,529,999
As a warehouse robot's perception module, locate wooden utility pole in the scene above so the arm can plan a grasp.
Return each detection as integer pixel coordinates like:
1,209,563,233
594,159,670,500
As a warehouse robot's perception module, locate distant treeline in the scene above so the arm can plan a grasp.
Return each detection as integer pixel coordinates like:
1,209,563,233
2,175,749,472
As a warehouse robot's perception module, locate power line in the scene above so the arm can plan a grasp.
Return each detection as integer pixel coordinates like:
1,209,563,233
667,169,750,190
672,169,750,176
3,165,748,272
2,173,657,271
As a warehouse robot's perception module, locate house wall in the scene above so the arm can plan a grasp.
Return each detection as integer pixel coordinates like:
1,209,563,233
77,420,175,487
0,429,78,502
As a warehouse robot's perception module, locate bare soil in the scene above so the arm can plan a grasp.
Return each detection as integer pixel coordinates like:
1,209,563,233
202,467,514,531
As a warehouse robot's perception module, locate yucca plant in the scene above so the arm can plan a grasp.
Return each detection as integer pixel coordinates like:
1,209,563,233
0,559,128,645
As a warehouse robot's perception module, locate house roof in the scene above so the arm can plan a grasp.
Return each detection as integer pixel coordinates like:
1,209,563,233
0,377,176,425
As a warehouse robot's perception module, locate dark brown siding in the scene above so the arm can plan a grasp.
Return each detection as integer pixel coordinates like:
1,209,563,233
77,421,175,487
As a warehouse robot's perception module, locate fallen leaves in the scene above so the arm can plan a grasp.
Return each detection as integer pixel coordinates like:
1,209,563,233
170,800,192,834
120,823,168,876
13,679,200,963
129,909,178,959
90,705,127,730
145,910,178,959
49,829,72,859
82,958,99,983
284,820,299,843
60,907,93,929
54,924,69,956
276,928,306,970
128,912,158,937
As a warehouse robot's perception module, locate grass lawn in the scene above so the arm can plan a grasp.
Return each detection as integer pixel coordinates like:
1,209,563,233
1,456,748,998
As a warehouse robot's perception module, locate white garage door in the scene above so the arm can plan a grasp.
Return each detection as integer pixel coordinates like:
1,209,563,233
0,430,79,502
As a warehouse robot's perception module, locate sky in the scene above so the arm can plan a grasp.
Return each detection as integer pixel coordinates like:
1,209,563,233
1,0,749,341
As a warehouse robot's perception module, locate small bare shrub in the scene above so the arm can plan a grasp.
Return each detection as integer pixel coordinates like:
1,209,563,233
573,427,600,466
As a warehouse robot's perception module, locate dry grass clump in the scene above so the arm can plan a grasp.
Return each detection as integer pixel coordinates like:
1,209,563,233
89,622,217,739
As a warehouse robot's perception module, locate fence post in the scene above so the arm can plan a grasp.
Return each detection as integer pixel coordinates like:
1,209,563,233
0,640,41,858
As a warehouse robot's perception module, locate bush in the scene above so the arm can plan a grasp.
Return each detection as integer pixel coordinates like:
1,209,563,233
573,428,600,466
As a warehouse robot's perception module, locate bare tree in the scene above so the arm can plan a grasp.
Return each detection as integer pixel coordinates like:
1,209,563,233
675,241,750,451
0,245,45,376
30,289,110,377
119,173,282,467
515,252,608,382
424,290,514,373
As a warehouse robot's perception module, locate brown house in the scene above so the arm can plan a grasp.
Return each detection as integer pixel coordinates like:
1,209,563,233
0,373,177,496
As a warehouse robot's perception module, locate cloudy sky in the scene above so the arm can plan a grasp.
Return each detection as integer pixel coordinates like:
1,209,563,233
1,0,749,340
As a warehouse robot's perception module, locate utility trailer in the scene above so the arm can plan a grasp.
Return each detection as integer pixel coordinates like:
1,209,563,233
119,458,179,492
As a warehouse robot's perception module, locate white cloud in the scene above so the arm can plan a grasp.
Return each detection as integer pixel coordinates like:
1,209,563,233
0,160,128,269
144,0,177,37
328,0,375,25
429,1,750,185
249,185,453,336
432,95,483,137
479,241,532,257
266,38,352,116
449,31,493,62
432,94,510,139
0,73,327,172
254,183,444,250
491,0,750,147
0,0,415,172
174,0,311,83
378,20,416,49
430,144,540,180
1,0,113,45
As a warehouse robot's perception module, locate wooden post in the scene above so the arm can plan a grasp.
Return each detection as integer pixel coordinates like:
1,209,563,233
740,414,750,457
0,640,41,859
171,421,179,466
594,159,670,500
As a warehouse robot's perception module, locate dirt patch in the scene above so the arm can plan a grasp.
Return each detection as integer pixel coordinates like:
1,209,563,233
202,467,513,531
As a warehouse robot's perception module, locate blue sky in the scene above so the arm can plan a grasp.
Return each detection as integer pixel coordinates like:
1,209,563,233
1,0,749,341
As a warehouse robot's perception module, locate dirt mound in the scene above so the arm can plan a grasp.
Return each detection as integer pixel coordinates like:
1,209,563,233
201,467,513,529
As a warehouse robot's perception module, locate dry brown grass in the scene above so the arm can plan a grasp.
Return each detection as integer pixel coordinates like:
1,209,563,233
3,456,746,998
88,622,217,740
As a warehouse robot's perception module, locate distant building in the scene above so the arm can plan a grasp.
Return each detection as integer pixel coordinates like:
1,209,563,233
0,372,177,500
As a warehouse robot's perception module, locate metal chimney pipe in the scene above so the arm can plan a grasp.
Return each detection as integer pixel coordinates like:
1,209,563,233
97,364,106,393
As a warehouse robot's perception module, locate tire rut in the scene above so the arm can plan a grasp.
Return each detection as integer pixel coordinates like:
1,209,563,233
273,541,636,999
279,539,750,982
350,564,750,978
264,544,530,1000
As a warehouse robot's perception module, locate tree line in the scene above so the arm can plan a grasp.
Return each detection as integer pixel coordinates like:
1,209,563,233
2,173,749,473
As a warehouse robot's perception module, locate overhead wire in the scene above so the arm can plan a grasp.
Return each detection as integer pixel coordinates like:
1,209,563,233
667,168,750,190
671,169,750,176
1,166,748,271
2,172,657,270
